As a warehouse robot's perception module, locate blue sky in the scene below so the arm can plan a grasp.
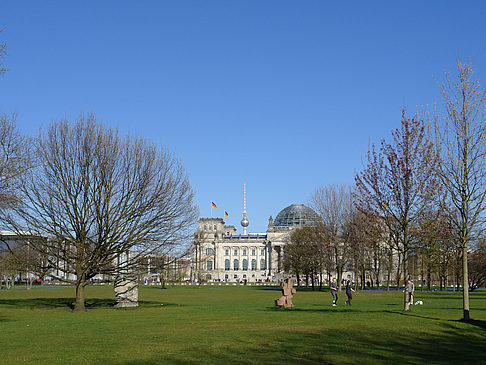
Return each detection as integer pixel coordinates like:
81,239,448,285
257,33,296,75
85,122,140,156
1,1,486,232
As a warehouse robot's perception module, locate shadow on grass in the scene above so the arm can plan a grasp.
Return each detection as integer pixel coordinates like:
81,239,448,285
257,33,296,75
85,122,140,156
462,319,486,330
0,298,172,310
265,306,388,314
0,314,11,322
113,322,486,365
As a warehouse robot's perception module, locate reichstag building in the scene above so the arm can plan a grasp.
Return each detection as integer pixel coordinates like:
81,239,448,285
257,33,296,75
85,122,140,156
192,203,320,282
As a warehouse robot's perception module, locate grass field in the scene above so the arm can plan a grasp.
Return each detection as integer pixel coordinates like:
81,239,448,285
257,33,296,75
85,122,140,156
0,284,485,364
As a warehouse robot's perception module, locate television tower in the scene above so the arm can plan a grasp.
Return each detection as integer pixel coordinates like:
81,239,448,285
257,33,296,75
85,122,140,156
240,182,249,235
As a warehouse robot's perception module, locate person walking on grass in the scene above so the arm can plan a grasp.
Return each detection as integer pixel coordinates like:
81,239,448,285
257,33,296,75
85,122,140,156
345,280,355,305
407,279,415,305
330,278,338,306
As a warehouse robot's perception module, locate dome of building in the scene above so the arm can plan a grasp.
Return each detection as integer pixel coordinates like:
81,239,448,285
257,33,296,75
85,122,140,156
273,204,320,228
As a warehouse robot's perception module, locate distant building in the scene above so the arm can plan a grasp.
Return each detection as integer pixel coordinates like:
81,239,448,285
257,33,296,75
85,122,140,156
192,185,320,283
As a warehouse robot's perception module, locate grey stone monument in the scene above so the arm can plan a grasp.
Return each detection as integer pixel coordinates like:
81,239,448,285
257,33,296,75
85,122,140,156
114,274,139,308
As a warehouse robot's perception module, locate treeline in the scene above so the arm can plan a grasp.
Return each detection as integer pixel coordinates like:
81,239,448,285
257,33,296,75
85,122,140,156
284,60,486,320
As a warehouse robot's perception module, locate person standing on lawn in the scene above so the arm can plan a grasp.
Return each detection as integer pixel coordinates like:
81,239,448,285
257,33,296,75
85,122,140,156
407,279,415,305
345,280,355,305
330,278,338,306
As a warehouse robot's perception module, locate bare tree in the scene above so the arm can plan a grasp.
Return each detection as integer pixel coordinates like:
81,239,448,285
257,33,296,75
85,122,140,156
433,60,486,321
469,239,486,291
311,184,355,291
2,114,197,311
356,110,439,310
0,113,31,210
413,204,452,291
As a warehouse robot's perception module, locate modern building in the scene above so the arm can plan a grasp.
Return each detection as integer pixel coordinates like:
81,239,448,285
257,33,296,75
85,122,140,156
192,187,321,283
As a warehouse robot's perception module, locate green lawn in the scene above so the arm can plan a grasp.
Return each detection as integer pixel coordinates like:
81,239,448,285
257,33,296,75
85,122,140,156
0,284,485,364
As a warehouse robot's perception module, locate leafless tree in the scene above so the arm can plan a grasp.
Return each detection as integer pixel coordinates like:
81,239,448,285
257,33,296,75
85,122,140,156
433,60,486,321
0,113,31,211
311,184,355,291
2,114,198,311
469,239,486,291
356,110,439,310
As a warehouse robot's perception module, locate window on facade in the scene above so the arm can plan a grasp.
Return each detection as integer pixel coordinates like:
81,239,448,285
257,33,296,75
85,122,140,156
251,259,257,270
261,249,265,255
214,225,217,230
206,248,214,255
260,258,266,270
251,249,255,255
207,261,213,271
233,259,239,270
225,259,230,270
243,249,247,256
242,259,248,270
209,225,212,230
225,249,229,256
234,249,238,256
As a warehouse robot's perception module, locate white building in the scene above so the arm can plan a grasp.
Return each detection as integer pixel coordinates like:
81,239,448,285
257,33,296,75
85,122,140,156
192,201,321,283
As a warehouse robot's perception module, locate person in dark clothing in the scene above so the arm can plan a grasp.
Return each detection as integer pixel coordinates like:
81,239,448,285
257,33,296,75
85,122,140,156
330,278,338,306
345,280,355,305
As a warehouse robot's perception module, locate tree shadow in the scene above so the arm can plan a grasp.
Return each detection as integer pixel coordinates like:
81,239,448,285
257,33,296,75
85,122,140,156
0,298,171,310
0,314,11,322
265,306,386,314
111,322,486,364
460,318,486,330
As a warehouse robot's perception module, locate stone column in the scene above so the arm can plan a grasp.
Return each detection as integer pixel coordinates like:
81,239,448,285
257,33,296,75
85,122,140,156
267,242,272,276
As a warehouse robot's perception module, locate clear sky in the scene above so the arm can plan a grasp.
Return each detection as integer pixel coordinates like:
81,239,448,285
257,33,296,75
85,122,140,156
1,1,486,232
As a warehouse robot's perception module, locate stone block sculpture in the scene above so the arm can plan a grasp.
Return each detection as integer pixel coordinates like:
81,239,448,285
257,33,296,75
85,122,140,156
275,278,296,308
114,274,139,308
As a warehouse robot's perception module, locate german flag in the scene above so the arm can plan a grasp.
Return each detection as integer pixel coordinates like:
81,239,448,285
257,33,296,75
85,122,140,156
224,211,228,218
211,202,217,209
382,201,388,208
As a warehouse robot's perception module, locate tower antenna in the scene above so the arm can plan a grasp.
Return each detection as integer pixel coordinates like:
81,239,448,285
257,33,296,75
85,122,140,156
240,182,249,235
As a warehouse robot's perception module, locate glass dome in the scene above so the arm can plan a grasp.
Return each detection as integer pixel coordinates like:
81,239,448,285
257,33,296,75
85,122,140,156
273,204,320,228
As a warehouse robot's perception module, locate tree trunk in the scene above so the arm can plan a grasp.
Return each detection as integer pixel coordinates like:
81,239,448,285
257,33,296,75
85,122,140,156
420,255,424,292
403,247,410,311
337,267,343,291
395,253,402,290
74,281,86,312
386,253,392,291
462,243,470,321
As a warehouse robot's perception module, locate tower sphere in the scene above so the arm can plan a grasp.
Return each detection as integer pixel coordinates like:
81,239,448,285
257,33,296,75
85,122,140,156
241,217,249,227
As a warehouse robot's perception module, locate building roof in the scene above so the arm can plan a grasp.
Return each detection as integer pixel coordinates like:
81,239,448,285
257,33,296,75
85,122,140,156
273,204,320,228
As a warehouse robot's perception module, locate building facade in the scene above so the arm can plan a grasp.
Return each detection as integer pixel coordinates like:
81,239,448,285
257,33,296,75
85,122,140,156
192,203,321,283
